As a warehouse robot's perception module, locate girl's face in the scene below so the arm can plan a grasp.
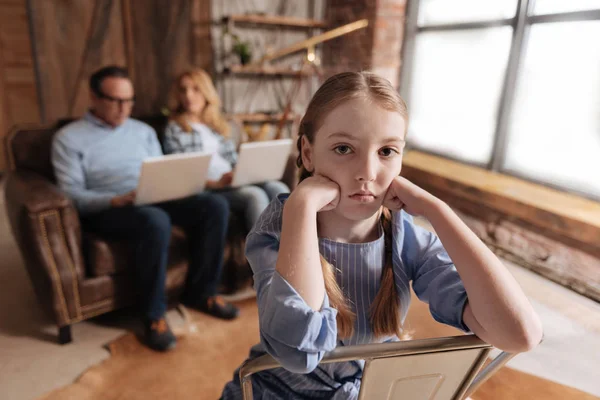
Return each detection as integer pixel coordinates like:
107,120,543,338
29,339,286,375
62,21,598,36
302,97,406,221
178,76,206,115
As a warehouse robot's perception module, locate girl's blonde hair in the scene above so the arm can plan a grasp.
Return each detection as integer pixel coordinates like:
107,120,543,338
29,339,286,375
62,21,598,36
296,71,409,339
168,68,230,137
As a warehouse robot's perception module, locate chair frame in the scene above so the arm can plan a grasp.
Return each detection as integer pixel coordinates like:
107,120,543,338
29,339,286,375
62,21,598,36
239,334,516,400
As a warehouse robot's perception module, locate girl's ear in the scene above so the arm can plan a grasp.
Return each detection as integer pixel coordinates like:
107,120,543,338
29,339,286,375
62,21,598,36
301,135,314,172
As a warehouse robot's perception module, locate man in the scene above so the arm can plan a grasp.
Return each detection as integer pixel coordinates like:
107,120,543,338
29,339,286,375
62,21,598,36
52,66,239,352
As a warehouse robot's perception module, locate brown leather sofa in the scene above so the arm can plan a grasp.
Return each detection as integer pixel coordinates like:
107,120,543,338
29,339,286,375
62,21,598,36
3,116,260,344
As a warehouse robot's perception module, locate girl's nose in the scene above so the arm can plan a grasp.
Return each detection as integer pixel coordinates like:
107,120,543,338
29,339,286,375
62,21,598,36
355,154,377,182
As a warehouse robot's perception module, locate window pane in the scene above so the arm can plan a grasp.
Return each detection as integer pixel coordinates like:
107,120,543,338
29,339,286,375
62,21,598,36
407,27,512,164
419,0,517,25
504,21,600,199
533,0,600,15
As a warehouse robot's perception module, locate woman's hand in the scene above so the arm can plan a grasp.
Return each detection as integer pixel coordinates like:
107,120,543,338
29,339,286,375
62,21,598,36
207,172,233,190
382,176,439,217
290,174,341,213
218,172,233,187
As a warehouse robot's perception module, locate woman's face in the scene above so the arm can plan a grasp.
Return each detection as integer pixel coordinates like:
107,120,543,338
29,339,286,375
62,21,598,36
178,76,206,115
302,97,406,221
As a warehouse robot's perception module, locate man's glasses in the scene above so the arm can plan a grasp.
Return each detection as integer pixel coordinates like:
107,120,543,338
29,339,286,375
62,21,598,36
96,91,135,107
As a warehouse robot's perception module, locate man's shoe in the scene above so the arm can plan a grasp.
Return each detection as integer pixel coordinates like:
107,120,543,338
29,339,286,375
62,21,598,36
144,317,176,352
194,296,239,320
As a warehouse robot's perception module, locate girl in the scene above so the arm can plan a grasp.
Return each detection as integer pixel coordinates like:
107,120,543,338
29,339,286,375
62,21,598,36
221,72,542,399
164,68,290,232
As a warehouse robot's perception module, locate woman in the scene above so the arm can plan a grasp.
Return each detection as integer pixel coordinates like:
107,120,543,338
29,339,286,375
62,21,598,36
164,68,290,232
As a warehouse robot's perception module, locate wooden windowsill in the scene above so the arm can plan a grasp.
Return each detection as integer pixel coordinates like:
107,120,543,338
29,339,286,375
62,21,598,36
401,151,600,246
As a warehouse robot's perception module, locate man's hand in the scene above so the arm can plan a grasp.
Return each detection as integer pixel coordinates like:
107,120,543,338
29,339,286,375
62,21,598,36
111,190,136,207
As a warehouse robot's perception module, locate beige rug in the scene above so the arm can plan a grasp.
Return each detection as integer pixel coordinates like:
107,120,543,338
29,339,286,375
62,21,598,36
37,296,598,400
38,298,259,400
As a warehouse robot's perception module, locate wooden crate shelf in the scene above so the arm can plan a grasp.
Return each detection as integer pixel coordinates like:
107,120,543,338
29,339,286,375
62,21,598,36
223,14,327,29
229,112,298,123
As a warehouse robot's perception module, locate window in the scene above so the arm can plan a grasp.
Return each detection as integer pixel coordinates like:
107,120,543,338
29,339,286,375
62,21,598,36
408,27,511,164
401,0,600,199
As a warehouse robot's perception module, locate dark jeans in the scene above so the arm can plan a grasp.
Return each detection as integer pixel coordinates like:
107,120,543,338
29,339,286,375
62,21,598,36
81,193,229,321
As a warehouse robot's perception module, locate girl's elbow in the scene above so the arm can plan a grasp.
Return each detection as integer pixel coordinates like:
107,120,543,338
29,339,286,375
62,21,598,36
281,351,322,374
504,318,544,353
520,320,544,352
261,332,324,374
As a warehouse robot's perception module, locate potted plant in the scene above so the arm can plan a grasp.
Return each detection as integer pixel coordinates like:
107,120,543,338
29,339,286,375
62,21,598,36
232,38,252,65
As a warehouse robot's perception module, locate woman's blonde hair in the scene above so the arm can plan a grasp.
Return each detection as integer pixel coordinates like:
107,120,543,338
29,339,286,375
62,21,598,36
168,68,230,137
296,71,409,340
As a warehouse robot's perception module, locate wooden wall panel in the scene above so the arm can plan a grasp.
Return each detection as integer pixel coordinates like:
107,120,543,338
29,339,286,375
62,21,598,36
127,0,194,116
70,1,129,117
29,0,127,122
0,49,8,172
191,0,213,72
0,0,41,171
0,0,40,123
0,0,211,172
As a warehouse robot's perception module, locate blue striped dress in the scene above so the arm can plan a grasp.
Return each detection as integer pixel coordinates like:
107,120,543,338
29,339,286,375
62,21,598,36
221,194,469,399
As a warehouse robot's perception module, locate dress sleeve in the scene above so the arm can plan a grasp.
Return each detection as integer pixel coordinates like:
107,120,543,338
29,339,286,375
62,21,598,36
399,212,470,332
245,202,339,373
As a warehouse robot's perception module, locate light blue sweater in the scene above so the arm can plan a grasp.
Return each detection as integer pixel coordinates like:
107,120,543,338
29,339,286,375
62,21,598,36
51,112,162,215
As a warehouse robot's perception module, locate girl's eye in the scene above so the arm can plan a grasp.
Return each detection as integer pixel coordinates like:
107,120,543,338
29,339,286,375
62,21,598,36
379,147,398,157
334,145,353,155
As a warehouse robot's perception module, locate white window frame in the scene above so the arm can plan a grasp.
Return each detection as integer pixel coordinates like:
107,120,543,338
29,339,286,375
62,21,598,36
400,0,600,201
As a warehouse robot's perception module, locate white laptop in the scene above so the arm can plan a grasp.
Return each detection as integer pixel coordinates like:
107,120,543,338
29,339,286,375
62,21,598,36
231,139,294,187
134,152,213,206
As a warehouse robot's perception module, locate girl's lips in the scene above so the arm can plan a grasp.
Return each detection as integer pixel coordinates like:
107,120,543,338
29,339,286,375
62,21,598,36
349,194,376,202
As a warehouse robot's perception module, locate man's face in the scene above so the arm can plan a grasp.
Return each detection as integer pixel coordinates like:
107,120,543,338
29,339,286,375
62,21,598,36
90,77,135,127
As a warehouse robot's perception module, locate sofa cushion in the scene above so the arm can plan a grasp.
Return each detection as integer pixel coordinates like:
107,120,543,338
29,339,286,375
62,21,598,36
84,226,188,277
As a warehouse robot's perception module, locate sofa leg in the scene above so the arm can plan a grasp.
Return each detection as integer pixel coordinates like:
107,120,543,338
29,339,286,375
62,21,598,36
59,325,72,344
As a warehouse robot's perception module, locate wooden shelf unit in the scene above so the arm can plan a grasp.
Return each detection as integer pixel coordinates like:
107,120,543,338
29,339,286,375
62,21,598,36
218,9,325,136
222,64,315,77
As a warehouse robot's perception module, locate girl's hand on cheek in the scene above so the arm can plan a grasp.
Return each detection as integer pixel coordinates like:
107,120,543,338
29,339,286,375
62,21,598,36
293,173,341,212
383,176,437,217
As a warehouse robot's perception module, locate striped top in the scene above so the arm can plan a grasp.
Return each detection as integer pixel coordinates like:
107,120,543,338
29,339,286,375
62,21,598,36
221,194,469,399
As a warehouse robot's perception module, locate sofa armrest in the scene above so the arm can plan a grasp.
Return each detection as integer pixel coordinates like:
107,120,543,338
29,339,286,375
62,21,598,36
4,170,85,326
5,170,71,213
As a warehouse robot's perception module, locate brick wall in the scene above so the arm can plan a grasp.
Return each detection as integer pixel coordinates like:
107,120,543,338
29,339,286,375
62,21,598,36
323,0,407,88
